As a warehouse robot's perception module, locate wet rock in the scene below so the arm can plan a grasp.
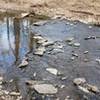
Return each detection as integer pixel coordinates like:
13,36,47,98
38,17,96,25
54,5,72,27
86,84,100,93
60,85,65,89
33,35,44,40
84,51,89,54
34,46,46,56
73,42,80,47
37,38,47,44
46,68,58,75
73,78,86,85
61,77,67,81
78,86,90,93
9,92,20,96
84,36,96,40
72,53,78,57
18,60,28,68
42,41,54,47
96,58,100,64
67,42,74,46
21,13,29,18
70,56,75,60
33,84,58,94
33,21,47,26
65,37,74,42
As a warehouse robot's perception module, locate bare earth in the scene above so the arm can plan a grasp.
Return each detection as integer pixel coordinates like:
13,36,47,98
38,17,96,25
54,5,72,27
0,0,100,24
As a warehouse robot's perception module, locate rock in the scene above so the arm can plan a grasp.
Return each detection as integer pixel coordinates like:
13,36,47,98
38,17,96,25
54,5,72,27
67,42,74,46
78,86,90,93
34,46,46,56
70,57,75,60
18,60,28,68
37,38,47,44
72,53,78,57
33,35,44,40
96,58,100,64
21,13,29,18
33,84,58,94
73,78,86,85
73,42,80,47
84,36,96,40
42,41,54,47
61,77,67,80
10,92,20,96
60,85,65,89
65,37,74,42
86,84,100,93
46,68,58,75
84,51,89,54
33,21,47,26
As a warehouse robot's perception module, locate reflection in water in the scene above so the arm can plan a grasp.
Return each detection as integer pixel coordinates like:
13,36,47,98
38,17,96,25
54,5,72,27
0,15,34,67
14,18,20,62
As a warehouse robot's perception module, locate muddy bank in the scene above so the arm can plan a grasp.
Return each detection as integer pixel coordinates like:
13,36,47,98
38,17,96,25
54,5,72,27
0,0,100,24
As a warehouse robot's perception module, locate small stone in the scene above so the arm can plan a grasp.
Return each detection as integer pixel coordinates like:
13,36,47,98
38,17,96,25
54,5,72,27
10,92,20,96
21,13,29,18
33,35,44,40
84,51,89,54
73,78,86,85
88,26,92,29
96,58,100,64
61,77,67,80
33,84,58,94
73,43,80,47
65,37,74,42
78,86,90,93
70,57,75,60
86,84,100,93
46,68,58,75
18,60,28,68
33,72,37,77
84,59,89,62
72,53,78,57
60,85,65,89
67,42,73,46
34,46,46,56
42,41,54,47
33,21,47,26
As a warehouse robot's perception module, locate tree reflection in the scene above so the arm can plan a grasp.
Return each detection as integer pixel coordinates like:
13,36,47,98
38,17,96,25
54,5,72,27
13,18,20,63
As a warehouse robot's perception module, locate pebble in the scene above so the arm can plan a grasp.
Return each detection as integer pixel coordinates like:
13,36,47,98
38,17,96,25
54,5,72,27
78,86,90,93
65,37,74,42
86,84,100,93
96,58,100,64
84,51,89,54
46,68,58,75
34,46,46,56
9,92,20,96
73,42,80,47
73,78,86,85
18,60,28,68
72,53,78,57
33,84,58,94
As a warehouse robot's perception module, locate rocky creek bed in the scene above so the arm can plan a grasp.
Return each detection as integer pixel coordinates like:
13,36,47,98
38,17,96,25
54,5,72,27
0,12,100,100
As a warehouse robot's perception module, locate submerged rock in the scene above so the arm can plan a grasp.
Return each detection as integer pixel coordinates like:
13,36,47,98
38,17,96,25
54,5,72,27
46,68,58,75
33,84,58,94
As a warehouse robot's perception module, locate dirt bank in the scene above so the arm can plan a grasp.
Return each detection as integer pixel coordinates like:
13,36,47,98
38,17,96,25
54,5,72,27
0,0,100,24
